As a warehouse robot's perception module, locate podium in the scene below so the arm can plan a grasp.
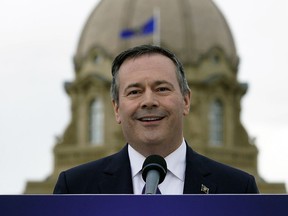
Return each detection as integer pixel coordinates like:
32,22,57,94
1,195,287,215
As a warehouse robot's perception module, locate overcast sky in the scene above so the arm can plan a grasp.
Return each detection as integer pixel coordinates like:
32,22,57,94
0,0,287,194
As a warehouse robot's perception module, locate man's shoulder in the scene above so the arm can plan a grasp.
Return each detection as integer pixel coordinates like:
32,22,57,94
187,145,254,179
63,145,129,177
65,154,112,174
186,145,259,193
53,145,131,194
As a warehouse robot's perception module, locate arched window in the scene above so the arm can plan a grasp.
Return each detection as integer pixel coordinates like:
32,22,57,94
89,99,104,145
209,99,224,146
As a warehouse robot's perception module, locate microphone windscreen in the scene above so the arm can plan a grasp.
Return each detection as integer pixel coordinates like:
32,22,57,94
142,155,167,184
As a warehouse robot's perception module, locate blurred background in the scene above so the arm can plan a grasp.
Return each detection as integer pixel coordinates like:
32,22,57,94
0,0,287,194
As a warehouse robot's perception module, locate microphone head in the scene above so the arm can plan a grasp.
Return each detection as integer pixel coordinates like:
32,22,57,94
142,155,167,184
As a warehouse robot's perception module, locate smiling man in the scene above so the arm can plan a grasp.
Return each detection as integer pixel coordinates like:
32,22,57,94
113,51,190,158
54,45,259,194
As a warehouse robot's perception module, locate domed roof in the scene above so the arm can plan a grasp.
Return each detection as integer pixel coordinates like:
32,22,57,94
75,0,238,67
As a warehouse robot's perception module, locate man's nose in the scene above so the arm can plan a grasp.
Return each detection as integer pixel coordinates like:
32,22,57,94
140,90,159,109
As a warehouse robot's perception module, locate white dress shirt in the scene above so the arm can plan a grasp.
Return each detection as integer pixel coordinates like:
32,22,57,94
128,139,186,194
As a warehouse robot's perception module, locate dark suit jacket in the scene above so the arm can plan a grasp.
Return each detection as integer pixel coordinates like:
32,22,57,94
53,144,259,194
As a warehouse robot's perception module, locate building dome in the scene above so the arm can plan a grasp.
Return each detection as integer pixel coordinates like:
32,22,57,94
75,0,238,68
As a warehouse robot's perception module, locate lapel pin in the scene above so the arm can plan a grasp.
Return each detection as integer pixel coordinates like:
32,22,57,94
201,184,209,194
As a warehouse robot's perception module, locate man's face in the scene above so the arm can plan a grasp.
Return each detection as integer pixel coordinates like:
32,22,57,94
112,53,190,156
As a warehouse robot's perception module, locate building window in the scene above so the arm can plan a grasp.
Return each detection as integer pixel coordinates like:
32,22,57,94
89,98,104,145
209,99,224,146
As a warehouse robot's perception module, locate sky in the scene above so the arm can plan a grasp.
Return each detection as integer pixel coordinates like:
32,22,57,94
0,0,287,194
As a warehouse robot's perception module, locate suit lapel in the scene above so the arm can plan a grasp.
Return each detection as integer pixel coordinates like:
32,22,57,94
183,144,217,194
95,143,217,194
98,145,134,194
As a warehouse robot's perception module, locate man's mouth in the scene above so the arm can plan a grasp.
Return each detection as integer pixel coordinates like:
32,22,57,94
138,116,165,122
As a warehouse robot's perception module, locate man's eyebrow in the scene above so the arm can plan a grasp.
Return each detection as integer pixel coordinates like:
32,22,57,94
153,80,175,90
124,83,143,91
154,80,174,86
124,80,174,90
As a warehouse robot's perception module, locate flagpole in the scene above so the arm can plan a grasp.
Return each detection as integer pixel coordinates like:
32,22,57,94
153,7,161,46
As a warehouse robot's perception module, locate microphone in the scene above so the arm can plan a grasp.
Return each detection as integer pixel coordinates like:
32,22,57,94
142,155,167,194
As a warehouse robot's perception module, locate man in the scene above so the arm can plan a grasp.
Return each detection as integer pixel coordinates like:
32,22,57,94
53,45,259,194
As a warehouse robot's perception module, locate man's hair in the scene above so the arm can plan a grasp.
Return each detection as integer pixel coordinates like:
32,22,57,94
111,44,190,104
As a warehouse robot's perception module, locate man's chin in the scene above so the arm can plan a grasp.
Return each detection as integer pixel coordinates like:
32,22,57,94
140,137,165,147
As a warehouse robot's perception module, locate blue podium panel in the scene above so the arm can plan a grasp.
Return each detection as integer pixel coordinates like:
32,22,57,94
0,195,287,216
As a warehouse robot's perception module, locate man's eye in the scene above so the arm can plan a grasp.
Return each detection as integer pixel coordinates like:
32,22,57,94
157,87,169,92
128,90,140,95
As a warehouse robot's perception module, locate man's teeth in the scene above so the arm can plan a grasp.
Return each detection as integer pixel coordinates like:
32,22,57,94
141,117,162,121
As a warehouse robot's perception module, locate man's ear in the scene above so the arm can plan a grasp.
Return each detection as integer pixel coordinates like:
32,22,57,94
112,100,121,124
183,90,191,116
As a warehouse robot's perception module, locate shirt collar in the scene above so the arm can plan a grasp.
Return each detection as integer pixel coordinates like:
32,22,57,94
128,139,187,181
128,145,146,178
165,139,186,181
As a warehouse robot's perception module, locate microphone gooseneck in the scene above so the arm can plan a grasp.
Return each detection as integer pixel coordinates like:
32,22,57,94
142,155,167,194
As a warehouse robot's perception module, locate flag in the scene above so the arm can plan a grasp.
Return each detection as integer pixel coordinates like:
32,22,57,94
120,17,155,39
